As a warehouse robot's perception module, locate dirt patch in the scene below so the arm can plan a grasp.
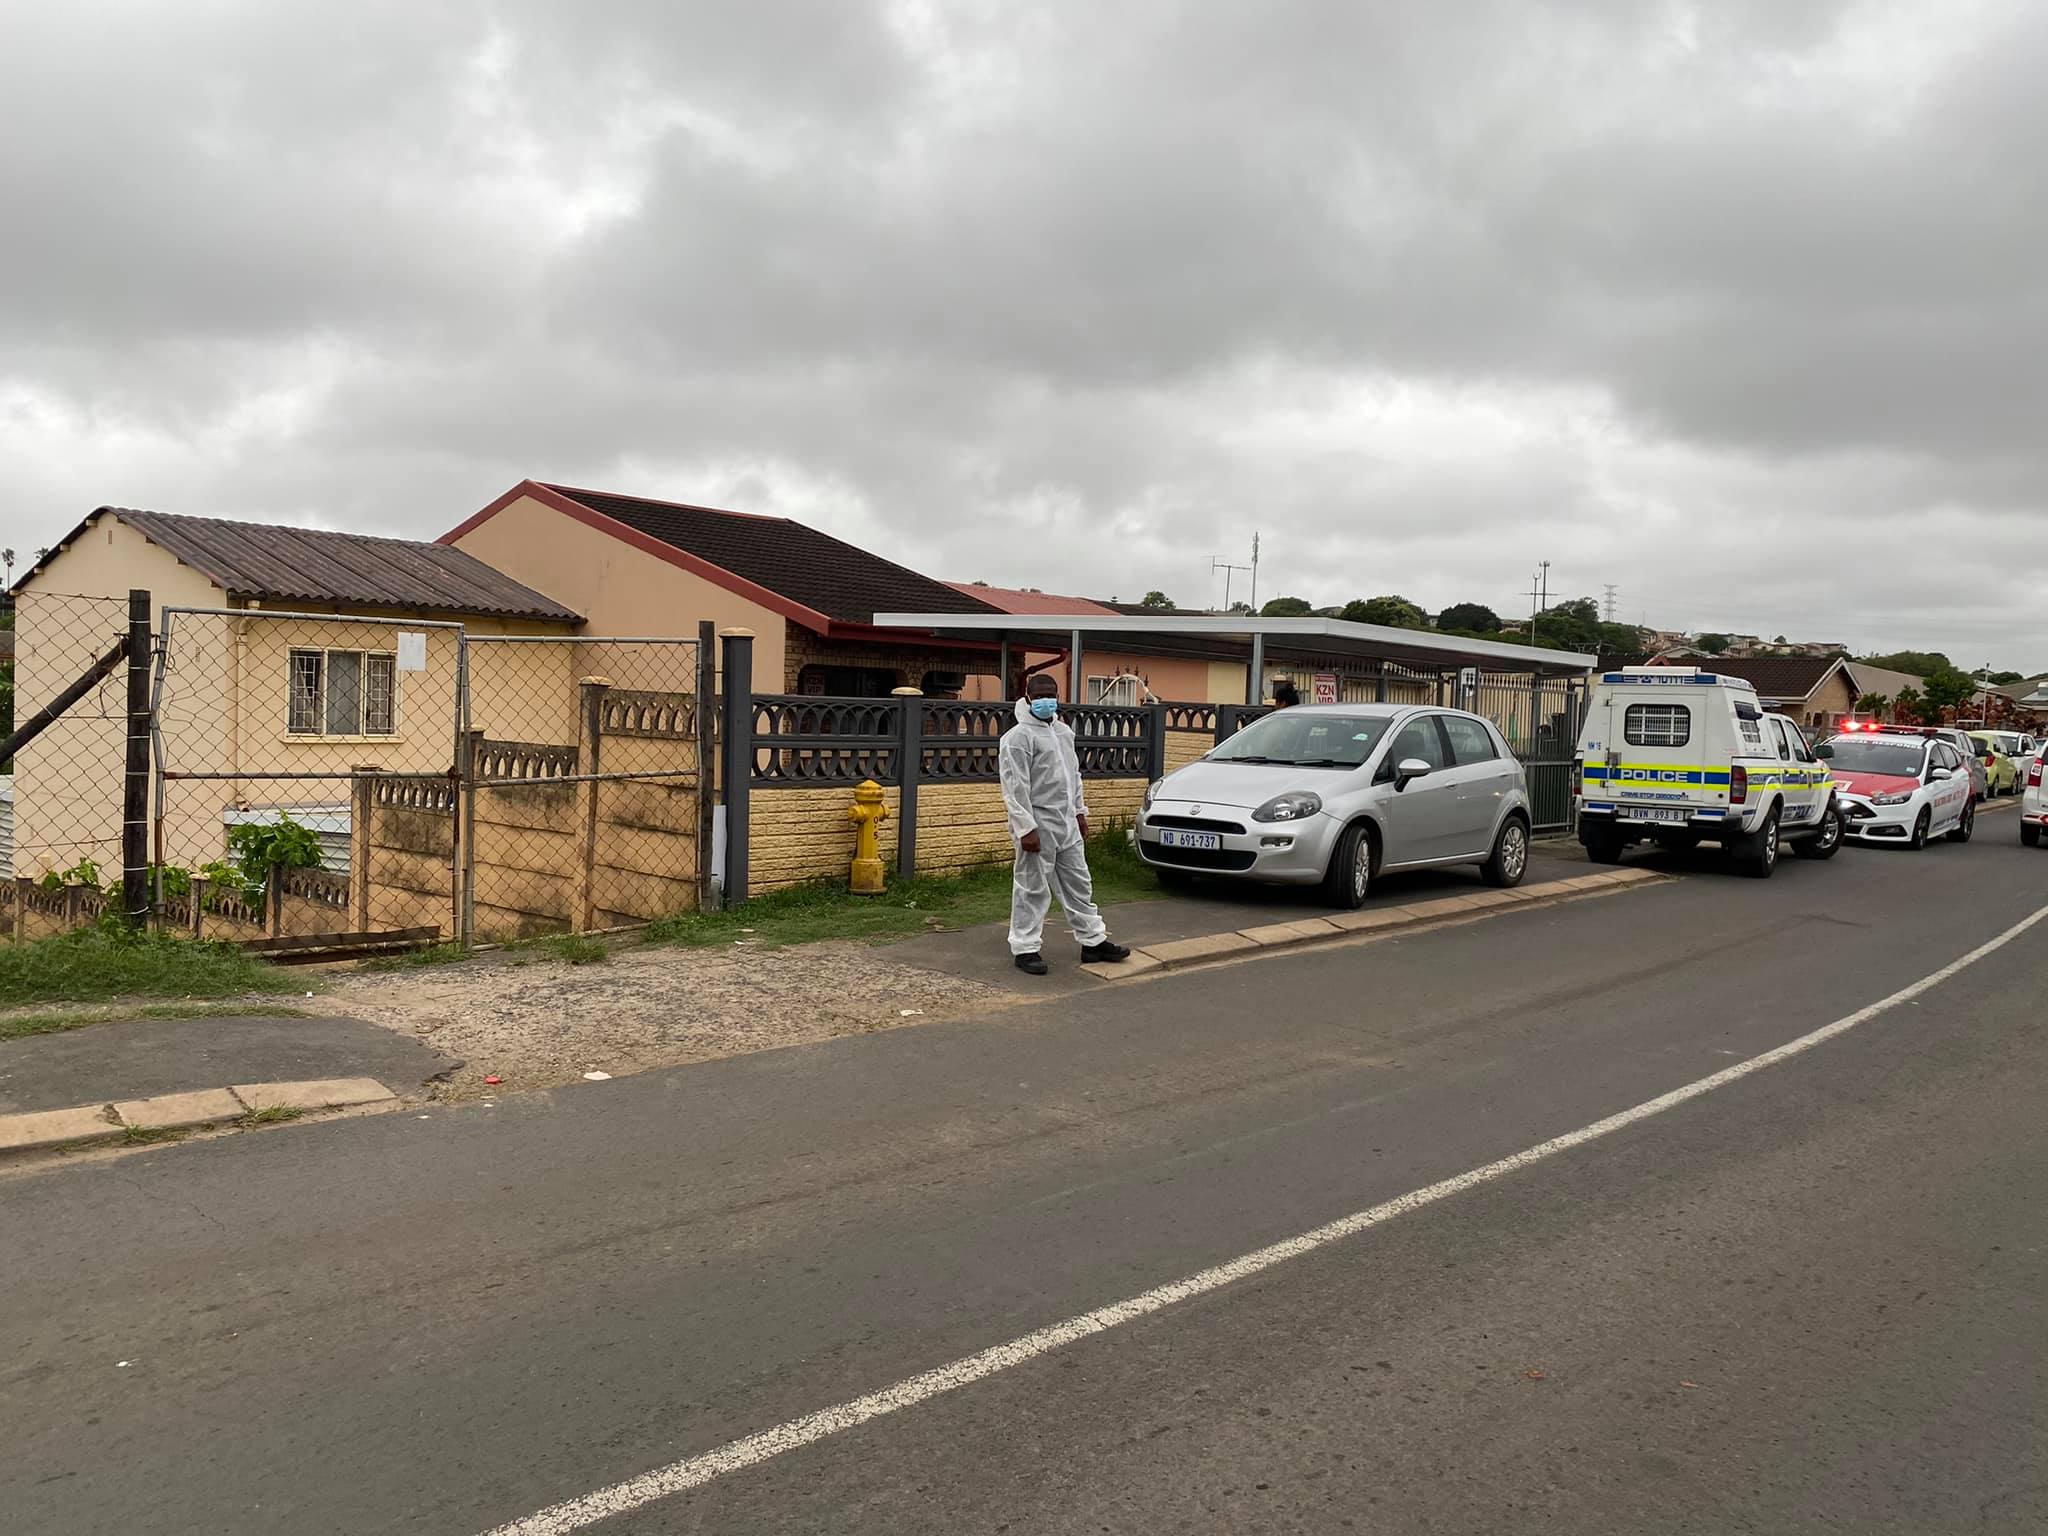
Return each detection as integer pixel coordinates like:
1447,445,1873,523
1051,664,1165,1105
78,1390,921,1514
326,940,1014,1099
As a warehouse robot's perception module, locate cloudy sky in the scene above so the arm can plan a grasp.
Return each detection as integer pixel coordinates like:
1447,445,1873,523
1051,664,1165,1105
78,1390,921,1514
4,1,2042,663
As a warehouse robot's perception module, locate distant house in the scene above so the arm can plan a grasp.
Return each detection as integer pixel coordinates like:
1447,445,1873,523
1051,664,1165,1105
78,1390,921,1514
1649,652,1856,732
9,506,579,879
942,583,1247,704
1842,663,1926,714
444,481,1002,697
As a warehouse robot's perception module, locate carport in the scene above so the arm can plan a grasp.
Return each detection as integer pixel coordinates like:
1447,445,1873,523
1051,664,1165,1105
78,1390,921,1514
871,612,1597,831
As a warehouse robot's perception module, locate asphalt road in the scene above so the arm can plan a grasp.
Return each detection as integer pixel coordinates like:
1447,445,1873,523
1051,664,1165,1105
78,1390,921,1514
6,813,2047,1534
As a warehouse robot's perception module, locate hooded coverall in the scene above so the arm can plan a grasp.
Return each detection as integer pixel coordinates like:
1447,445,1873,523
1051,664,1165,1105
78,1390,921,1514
999,695,1109,956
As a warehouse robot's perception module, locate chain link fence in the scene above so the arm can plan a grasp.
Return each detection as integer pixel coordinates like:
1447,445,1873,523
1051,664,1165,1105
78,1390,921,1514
3,592,135,937
462,633,711,942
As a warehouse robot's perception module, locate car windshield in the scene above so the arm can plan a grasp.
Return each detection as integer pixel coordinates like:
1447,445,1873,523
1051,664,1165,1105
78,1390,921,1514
1825,737,1926,776
1209,712,1392,767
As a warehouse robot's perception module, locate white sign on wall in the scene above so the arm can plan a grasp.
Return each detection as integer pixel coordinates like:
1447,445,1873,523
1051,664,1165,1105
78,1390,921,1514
395,632,428,672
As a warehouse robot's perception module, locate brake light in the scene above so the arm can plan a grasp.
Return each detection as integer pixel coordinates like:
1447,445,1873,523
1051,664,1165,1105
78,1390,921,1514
1730,765,1748,805
2031,760,2043,788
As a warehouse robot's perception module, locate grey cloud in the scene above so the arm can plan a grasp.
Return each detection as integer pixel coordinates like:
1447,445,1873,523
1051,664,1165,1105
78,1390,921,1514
4,0,2045,663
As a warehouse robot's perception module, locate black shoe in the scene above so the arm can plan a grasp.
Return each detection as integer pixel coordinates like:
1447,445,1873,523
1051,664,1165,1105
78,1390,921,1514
1080,940,1131,963
1015,952,1050,975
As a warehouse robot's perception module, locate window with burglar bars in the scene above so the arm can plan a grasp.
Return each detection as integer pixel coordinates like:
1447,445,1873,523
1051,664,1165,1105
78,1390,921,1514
1624,702,1690,748
288,648,397,737
1086,675,1139,706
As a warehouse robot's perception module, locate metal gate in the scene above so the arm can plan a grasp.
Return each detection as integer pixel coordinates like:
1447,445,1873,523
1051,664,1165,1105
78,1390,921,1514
1469,672,1586,834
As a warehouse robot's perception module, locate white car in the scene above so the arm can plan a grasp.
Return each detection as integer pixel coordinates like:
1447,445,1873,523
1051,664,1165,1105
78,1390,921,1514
2022,748,2048,848
1822,729,1975,848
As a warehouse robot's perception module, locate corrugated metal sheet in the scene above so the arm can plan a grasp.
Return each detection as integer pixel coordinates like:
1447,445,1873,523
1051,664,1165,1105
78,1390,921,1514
101,508,582,622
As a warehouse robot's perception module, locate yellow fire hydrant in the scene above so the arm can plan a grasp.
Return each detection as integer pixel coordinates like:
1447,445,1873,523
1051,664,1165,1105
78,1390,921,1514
846,779,890,894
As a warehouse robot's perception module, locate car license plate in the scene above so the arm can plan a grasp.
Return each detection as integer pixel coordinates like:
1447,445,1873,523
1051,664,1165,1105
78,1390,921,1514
1620,807,1689,824
1158,829,1222,851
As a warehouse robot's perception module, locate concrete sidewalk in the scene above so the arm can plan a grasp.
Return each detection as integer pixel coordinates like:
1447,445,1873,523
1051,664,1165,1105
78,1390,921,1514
891,838,1603,992
0,1012,458,1117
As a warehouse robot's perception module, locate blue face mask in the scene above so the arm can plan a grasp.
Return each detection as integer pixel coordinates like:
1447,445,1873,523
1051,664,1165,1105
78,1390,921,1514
1029,696,1059,721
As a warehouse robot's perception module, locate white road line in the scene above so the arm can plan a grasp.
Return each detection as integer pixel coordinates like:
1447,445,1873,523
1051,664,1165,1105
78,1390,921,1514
479,901,2048,1536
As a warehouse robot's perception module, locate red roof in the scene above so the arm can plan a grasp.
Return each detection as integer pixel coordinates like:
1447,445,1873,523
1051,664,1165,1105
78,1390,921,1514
942,582,1119,617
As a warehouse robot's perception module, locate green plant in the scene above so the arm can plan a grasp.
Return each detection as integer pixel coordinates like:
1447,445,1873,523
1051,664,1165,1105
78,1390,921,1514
537,932,608,965
39,857,106,893
239,1105,305,1126
0,926,295,1008
221,815,324,901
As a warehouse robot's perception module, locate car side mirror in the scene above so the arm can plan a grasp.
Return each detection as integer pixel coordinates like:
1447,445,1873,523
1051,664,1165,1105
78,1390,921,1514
1929,767,1953,782
1394,758,1433,790
1815,741,1834,759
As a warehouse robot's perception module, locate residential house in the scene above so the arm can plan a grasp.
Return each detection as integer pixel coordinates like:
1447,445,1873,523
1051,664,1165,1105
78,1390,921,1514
1841,663,1926,717
1649,652,1857,733
944,583,1245,704
8,506,580,880
443,482,1002,697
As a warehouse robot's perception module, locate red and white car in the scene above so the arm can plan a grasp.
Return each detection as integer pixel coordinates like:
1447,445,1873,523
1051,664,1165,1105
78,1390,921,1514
1821,726,1975,848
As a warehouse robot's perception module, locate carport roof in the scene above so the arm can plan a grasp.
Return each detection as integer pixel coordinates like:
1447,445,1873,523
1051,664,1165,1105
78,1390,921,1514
870,613,1596,676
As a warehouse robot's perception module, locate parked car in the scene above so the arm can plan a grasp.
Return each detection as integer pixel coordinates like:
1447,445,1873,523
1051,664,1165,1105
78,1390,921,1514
1841,720,1991,802
1574,667,1841,877
2022,749,2048,847
1966,731,2021,795
1821,729,1975,848
1137,704,1532,907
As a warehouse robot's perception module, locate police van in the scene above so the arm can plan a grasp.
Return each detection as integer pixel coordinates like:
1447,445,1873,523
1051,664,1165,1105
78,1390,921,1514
1574,667,1843,877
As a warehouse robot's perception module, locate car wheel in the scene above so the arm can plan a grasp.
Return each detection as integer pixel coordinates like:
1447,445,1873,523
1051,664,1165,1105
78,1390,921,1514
1582,826,1626,865
1738,808,1780,878
1482,816,1529,888
2023,822,2041,848
1321,822,1373,910
1909,808,1930,850
1793,800,1843,860
1947,798,1975,843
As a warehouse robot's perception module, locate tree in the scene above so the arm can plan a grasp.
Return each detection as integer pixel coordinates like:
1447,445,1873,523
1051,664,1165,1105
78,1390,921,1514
1891,686,1925,724
1259,595,1313,617
1921,666,1976,713
1854,691,1890,719
1860,649,1952,677
1341,595,1426,629
1226,601,1254,615
1987,670,2024,686
1436,602,1502,634
1138,591,1176,611
1696,633,1731,655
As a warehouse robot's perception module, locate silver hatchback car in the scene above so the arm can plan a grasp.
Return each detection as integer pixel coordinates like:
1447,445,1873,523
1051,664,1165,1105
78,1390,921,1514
1137,703,1533,907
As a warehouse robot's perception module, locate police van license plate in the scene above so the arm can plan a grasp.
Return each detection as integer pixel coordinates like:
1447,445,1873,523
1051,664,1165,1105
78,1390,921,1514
1159,829,1222,851
1620,807,1689,824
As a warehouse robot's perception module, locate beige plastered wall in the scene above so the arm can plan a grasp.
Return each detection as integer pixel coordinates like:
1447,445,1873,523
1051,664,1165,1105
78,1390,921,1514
450,492,787,694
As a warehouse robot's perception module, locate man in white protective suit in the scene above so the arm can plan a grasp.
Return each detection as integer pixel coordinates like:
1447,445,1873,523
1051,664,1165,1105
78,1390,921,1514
999,674,1133,975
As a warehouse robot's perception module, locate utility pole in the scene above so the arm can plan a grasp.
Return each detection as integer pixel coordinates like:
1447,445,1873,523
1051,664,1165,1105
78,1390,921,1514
1249,532,1261,613
1529,561,1551,643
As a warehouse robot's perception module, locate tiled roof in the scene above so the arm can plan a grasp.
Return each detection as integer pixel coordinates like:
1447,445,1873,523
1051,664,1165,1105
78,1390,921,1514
544,485,995,626
942,581,1119,616
55,508,581,622
1666,653,1848,701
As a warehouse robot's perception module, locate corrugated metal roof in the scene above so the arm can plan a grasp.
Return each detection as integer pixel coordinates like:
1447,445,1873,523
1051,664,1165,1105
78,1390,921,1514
942,581,1120,616
71,508,581,622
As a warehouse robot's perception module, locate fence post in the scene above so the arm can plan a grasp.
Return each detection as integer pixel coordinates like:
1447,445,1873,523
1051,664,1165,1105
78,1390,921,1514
695,620,718,910
1146,703,1167,782
893,687,922,878
351,767,378,931
121,588,152,929
266,864,283,939
458,728,483,948
189,875,207,940
574,679,609,933
13,877,26,943
719,630,754,905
